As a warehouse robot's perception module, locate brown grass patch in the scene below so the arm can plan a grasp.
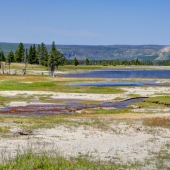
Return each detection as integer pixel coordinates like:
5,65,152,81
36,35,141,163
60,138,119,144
143,117,170,128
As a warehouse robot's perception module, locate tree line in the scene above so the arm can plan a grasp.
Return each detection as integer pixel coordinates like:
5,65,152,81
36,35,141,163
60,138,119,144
0,41,66,76
65,58,154,66
66,58,170,66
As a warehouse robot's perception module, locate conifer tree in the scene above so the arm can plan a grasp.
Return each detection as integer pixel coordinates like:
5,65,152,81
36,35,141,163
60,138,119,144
74,57,79,66
32,44,38,64
85,58,89,65
15,42,25,62
6,51,15,63
6,51,14,74
0,51,5,62
28,45,33,64
28,44,38,64
37,44,41,64
37,42,48,66
48,41,66,77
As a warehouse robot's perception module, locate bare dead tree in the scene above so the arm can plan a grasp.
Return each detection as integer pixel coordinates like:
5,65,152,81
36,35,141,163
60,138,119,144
22,48,28,76
0,48,4,74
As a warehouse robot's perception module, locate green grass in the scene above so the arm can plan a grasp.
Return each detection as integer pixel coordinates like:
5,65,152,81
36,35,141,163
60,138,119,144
0,95,34,106
131,96,170,111
151,143,170,170
131,96,170,110
10,63,48,71
144,96,170,105
0,79,56,91
0,75,124,94
9,63,117,72
0,126,11,133
87,108,131,114
134,101,165,109
59,65,104,71
128,94,141,98
1,116,115,132
0,150,141,170
113,97,124,101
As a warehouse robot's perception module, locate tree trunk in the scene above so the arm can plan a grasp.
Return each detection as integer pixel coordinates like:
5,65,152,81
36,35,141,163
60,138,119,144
52,71,54,77
22,69,26,76
1,63,4,74
9,64,10,75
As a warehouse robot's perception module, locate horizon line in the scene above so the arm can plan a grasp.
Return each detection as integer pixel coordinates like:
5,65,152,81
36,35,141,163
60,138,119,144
0,42,169,46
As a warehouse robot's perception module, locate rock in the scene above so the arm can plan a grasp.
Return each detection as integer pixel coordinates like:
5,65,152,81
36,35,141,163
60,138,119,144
13,130,33,135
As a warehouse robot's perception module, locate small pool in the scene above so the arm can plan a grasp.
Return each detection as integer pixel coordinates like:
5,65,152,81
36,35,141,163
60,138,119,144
68,81,169,87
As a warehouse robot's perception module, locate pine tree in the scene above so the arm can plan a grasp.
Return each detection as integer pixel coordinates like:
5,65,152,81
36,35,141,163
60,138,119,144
32,44,38,64
48,41,66,77
28,45,33,64
15,43,25,62
6,51,15,63
85,58,89,65
28,44,38,64
37,42,48,66
6,51,14,74
37,44,41,65
74,57,79,66
41,42,48,66
0,51,5,62
51,41,56,51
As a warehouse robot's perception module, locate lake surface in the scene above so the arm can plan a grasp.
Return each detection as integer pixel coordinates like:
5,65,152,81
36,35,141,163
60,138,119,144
66,69,170,79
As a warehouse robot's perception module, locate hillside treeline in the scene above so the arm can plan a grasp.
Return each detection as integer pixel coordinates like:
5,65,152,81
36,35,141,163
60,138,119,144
0,42,66,76
0,42,66,67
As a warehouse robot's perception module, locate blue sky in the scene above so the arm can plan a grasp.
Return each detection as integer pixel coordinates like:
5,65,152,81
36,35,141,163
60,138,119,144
0,0,170,45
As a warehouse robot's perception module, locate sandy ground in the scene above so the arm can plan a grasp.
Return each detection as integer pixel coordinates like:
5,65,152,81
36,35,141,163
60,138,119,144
0,86,170,104
0,91,123,102
122,86,170,97
0,118,170,169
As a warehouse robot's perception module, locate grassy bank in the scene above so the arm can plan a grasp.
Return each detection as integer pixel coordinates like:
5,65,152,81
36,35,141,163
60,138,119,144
0,115,116,133
7,63,170,72
0,75,123,94
0,150,139,170
9,63,109,72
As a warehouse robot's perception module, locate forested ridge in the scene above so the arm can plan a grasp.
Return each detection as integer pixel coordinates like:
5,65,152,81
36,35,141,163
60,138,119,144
0,43,166,61
1,42,170,67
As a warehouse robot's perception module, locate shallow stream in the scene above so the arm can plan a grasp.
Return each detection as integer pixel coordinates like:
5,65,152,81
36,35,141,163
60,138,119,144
0,97,146,116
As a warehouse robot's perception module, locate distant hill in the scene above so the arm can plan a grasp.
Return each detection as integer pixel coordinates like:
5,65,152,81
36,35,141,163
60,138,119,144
0,42,168,61
155,46,170,60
